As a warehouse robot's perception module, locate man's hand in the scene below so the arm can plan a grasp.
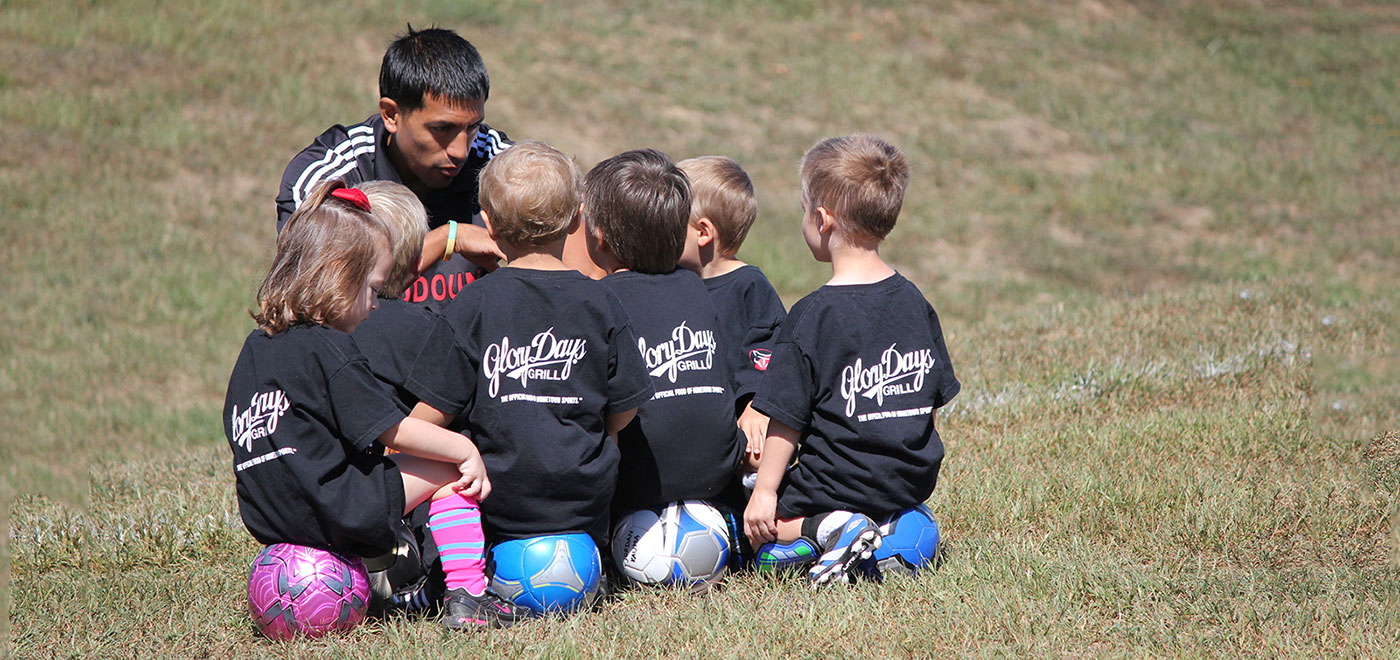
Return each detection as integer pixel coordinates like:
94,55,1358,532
418,220,506,274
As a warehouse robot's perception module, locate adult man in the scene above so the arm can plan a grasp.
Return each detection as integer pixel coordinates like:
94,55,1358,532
276,26,509,313
272,26,515,619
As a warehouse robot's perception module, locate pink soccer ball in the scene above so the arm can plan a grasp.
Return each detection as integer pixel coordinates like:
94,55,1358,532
247,543,370,640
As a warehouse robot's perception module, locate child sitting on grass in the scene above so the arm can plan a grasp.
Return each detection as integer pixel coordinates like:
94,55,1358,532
350,180,485,615
353,180,472,417
582,149,747,515
421,140,654,571
222,179,529,631
676,156,787,471
742,135,960,587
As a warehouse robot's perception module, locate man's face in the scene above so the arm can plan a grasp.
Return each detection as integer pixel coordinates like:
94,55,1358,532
381,94,485,190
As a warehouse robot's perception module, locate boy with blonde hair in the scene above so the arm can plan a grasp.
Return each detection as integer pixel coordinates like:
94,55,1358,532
677,156,786,465
353,181,472,414
350,181,481,617
424,140,653,584
742,135,960,587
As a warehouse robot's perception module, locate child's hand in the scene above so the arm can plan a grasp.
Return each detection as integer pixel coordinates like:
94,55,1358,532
738,403,769,460
452,447,492,501
743,490,778,548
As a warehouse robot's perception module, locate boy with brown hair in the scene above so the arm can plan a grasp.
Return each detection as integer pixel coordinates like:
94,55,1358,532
582,149,747,517
742,135,960,587
676,156,787,466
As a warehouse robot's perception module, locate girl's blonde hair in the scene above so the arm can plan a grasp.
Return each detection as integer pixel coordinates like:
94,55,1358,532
253,179,390,334
358,180,427,298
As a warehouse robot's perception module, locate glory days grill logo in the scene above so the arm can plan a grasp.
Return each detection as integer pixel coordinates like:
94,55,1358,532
839,344,936,417
638,322,716,383
230,389,290,452
482,328,588,397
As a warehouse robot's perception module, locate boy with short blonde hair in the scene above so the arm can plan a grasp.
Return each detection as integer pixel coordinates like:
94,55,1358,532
350,180,529,625
353,181,468,416
358,180,428,298
431,140,654,559
680,156,758,260
742,135,959,587
677,156,786,467
477,143,579,249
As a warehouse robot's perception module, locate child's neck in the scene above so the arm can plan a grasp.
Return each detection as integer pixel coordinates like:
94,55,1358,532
826,241,895,286
502,241,572,271
697,254,746,279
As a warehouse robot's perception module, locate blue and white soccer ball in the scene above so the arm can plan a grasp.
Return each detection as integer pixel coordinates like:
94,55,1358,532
856,503,940,580
611,500,730,592
488,533,602,614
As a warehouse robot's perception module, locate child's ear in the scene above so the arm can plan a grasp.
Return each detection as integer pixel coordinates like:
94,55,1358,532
695,218,718,247
591,226,610,254
480,209,498,239
815,206,838,235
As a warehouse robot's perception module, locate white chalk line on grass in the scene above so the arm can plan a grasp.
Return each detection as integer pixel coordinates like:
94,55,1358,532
943,336,1303,418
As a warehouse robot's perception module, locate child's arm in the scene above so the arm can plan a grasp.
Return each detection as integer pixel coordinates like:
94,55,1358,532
737,402,770,462
409,401,455,427
605,407,638,442
379,417,491,500
743,419,800,547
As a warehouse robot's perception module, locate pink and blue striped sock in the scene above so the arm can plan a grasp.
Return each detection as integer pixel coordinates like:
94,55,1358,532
427,493,488,595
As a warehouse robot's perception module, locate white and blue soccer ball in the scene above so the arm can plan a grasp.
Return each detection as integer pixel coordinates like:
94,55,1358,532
857,503,940,580
489,533,602,614
611,500,730,591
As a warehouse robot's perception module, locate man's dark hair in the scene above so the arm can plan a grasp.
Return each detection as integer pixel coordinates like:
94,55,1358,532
379,26,490,111
583,149,691,274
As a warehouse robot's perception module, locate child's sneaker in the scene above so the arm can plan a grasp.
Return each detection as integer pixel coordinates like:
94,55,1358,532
806,512,881,587
755,536,820,574
441,588,535,630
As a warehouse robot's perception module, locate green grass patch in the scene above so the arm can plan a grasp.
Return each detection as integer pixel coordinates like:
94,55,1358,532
4,0,1397,657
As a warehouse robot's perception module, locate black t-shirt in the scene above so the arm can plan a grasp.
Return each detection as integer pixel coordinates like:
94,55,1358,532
275,114,513,314
602,269,746,511
223,323,407,557
752,273,960,520
351,298,474,417
703,265,787,410
441,268,654,543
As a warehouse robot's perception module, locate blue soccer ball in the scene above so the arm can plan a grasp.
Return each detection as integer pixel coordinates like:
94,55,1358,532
857,503,940,580
488,533,602,614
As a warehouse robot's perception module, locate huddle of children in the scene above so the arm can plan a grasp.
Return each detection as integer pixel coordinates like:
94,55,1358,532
223,134,959,631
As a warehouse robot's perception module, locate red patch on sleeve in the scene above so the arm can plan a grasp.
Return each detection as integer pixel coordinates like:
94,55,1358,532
749,348,772,371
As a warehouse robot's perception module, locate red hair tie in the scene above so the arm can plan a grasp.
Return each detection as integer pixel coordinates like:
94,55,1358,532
330,187,371,212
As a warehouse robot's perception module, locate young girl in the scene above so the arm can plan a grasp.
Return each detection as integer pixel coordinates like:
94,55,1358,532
223,179,531,630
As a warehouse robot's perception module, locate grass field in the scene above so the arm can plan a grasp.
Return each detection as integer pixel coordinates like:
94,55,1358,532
3,0,1399,657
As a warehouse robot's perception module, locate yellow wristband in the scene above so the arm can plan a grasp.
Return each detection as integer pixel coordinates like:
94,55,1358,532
443,220,458,262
